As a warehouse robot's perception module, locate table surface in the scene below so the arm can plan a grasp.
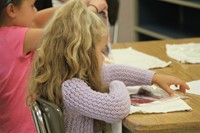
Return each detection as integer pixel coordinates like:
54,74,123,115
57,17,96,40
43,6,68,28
111,38,200,133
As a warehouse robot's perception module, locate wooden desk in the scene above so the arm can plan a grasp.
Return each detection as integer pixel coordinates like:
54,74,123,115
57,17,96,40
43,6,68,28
112,38,200,133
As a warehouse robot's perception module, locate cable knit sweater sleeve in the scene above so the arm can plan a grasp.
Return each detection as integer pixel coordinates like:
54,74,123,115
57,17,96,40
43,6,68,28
62,78,130,123
102,64,155,86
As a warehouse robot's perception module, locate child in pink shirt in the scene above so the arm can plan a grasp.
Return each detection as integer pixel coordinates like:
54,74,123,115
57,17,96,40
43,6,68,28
0,0,58,132
0,0,107,132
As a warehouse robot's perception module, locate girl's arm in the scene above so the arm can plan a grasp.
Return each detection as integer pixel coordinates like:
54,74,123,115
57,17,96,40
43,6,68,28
24,6,58,55
102,64,155,86
88,0,108,13
62,78,130,123
102,64,189,96
31,7,59,28
23,28,43,55
60,0,108,12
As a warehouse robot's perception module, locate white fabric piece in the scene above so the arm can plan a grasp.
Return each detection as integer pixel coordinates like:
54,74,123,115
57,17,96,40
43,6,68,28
129,97,192,114
171,80,200,95
127,85,192,114
166,43,200,63
110,47,171,69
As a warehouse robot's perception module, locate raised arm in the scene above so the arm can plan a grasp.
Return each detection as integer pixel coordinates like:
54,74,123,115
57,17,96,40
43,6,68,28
23,6,59,55
31,7,59,28
87,0,108,13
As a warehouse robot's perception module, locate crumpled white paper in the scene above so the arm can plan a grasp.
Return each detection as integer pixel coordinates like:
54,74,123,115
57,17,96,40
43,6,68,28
127,85,192,114
129,97,192,114
110,47,171,69
166,43,200,63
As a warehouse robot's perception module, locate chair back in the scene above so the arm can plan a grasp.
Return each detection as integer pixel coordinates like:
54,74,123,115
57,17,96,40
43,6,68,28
106,0,120,26
30,98,65,133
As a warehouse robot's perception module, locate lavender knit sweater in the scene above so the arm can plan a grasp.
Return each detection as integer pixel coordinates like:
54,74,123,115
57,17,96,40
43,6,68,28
62,64,155,133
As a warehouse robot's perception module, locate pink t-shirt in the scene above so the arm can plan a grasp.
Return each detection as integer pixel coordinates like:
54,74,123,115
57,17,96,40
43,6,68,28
0,27,36,133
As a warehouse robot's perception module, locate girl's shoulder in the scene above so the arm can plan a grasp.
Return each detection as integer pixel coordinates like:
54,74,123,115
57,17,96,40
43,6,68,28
0,26,28,37
0,26,28,31
62,78,88,89
62,78,95,97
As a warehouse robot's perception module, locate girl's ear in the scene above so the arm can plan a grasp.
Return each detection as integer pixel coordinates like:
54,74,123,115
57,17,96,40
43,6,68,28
6,4,18,18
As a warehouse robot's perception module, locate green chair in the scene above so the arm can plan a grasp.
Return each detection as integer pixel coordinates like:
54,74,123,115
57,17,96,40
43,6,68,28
30,98,65,133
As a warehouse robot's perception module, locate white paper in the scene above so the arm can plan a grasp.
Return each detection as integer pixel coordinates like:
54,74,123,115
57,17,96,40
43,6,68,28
110,47,171,69
129,97,191,114
166,43,200,63
128,85,192,114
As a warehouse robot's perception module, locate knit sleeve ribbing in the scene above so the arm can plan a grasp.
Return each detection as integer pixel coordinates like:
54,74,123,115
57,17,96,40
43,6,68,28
102,64,155,86
62,78,130,123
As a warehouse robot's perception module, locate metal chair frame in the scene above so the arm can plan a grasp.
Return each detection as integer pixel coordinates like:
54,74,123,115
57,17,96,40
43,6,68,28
30,98,65,133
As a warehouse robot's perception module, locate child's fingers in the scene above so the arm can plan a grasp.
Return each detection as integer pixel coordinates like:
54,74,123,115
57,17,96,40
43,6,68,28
163,86,174,96
176,79,190,92
179,83,190,93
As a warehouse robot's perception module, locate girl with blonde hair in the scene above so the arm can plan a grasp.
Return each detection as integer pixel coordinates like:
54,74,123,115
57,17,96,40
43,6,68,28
28,0,189,132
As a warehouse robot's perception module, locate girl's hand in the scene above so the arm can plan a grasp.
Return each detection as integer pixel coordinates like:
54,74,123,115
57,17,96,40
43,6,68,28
152,74,190,96
82,0,91,4
89,0,108,13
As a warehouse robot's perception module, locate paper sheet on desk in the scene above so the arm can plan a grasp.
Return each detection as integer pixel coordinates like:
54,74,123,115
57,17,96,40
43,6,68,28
171,80,200,95
110,47,171,69
166,43,200,63
129,98,192,114
127,85,192,114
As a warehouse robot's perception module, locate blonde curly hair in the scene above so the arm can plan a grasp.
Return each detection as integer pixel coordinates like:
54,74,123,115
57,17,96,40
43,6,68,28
27,0,108,108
